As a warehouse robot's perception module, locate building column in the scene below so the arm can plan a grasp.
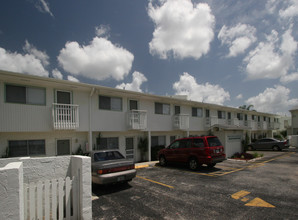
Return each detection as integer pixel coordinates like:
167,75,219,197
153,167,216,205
147,131,151,162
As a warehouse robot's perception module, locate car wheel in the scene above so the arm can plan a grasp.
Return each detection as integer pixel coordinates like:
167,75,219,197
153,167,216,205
189,158,199,171
247,145,253,151
272,145,280,151
159,155,167,166
207,163,216,168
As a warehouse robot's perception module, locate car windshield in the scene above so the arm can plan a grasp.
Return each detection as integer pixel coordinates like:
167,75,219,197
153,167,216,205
94,151,124,162
207,137,222,147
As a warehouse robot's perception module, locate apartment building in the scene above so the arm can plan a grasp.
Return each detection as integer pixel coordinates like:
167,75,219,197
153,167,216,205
0,70,281,161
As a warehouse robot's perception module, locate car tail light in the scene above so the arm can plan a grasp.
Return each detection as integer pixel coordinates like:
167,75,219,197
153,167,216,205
97,164,135,175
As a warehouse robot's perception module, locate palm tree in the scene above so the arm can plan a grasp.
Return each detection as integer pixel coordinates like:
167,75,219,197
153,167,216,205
239,104,254,111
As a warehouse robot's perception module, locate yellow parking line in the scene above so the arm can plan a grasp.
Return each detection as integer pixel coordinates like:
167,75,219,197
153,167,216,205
135,164,149,169
136,175,174,189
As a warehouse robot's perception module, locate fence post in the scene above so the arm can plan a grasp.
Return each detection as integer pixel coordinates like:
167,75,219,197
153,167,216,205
0,162,24,220
71,156,92,220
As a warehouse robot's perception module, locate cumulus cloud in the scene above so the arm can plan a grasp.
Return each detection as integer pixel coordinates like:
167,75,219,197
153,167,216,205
67,75,79,82
23,40,49,66
279,0,298,18
280,72,298,83
57,37,134,81
148,0,215,60
244,28,297,81
116,71,147,92
218,23,256,57
246,85,298,114
173,72,230,105
34,0,54,17
0,42,49,77
52,68,63,79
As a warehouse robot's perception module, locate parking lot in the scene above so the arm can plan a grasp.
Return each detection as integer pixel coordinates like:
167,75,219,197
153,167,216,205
92,151,298,219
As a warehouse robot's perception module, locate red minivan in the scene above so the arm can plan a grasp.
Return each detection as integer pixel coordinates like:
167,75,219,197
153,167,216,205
158,136,226,170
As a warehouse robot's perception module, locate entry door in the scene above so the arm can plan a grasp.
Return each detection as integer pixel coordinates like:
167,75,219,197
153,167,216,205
57,139,71,155
56,91,71,104
125,137,134,160
129,100,138,110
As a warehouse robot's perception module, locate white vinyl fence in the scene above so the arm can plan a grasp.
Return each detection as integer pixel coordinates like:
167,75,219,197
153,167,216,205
24,176,79,220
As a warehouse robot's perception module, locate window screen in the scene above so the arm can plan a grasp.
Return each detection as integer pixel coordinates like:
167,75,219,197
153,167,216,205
6,85,26,104
9,140,45,157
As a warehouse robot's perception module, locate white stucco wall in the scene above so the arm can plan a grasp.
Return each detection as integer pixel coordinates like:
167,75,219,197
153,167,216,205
0,162,24,220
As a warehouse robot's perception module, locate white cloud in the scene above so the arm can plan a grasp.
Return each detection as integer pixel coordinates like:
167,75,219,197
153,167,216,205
218,23,256,57
52,68,63,79
148,0,215,60
0,43,49,77
246,85,298,114
244,28,297,80
173,72,230,105
95,25,110,37
279,0,298,18
280,72,298,83
35,0,54,17
236,94,243,100
23,40,49,66
116,71,147,92
67,75,79,82
57,37,134,81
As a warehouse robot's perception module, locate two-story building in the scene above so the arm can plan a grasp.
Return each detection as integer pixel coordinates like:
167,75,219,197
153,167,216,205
0,70,282,161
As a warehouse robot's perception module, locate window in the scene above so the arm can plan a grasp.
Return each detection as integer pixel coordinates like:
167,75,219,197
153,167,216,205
245,114,248,121
252,115,255,121
192,107,203,117
99,95,122,111
193,138,205,148
56,91,71,104
207,137,222,147
9,140,45,157
237,113,243,120
178,139,192,148
218,111,226,119
155,102,170,115
228,112,231,120
6,84,46,105
174,106,180,115
96,137,119,150
264,116,267,122
205,109,210,118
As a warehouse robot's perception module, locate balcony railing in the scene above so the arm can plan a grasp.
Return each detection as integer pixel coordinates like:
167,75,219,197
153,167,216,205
128,110,147,130
173,114,189,130
52,103,79,130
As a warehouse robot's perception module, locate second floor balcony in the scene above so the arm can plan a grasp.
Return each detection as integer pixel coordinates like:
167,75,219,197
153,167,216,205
52,103,79,130
173,114,189,130
128,110,147,130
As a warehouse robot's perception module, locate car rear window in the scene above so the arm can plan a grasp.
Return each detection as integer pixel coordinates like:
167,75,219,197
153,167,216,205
207,137,222,147
94,151,124,161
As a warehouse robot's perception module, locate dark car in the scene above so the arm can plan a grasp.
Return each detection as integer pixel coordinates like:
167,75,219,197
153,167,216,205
89,150,136,185
247,138,289,151
158,136,226,170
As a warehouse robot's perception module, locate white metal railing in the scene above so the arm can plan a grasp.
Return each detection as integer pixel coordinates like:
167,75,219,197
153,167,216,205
52,103,79,130
128,110,147,130
24,176,78,220
173,114,189,130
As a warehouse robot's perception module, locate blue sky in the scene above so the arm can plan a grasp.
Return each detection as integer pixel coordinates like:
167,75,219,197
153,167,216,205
0,0,297,115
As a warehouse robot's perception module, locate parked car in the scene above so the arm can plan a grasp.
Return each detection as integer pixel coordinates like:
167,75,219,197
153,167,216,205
89,150,136,185
158,136,226,170
247,138,289,151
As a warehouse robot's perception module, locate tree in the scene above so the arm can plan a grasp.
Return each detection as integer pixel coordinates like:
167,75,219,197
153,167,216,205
239,104,254,111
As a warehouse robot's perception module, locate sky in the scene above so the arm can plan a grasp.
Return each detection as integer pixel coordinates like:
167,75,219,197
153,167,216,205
0,0,297,116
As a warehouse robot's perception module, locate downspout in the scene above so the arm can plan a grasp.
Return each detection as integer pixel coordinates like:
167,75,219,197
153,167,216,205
89,88,95,151
148,131,151,162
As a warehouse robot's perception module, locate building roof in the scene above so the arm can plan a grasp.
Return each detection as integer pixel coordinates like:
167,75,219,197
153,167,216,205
0,69,279,117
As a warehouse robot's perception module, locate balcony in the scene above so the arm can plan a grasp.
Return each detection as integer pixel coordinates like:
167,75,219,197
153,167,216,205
173,114,189,130
52,103,79,130
128,110,147,130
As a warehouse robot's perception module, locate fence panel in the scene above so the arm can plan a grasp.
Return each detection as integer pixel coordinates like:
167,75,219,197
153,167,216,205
24,176,78,220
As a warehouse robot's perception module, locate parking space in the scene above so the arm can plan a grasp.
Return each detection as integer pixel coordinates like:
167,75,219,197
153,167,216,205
92,151,298,219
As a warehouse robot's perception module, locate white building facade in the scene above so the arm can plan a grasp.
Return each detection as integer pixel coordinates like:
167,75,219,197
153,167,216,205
0,70,282,160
